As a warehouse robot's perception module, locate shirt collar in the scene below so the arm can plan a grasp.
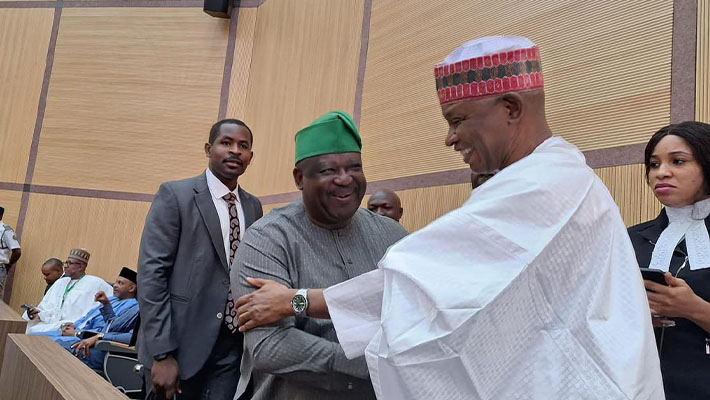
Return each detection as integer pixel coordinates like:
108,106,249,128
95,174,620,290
206,168,240,203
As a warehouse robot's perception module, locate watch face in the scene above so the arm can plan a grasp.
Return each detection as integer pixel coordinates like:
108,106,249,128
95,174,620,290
292,294,307,313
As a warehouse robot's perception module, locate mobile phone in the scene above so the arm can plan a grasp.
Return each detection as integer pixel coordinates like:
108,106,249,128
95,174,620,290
20,304,34,311
640,268,668,286
78,330,99,340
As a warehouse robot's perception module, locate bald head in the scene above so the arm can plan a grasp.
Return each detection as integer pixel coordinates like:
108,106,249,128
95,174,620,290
41,258,64,286
367,189,403,222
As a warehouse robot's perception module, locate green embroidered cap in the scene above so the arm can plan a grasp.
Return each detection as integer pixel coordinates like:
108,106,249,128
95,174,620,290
294,111,361,165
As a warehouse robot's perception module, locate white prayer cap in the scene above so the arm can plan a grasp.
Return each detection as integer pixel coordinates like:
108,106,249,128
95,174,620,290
434,35,544,104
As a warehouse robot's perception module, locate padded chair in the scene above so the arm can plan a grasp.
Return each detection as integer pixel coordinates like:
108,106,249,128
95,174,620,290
95,340,143,399
94,316,143,398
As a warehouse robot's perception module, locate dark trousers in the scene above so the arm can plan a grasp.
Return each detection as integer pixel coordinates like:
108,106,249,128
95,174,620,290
145,324,251,400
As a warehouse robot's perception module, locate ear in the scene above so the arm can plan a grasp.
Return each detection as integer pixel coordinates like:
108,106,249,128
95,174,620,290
293,167,304,190
501,92,523,121
204,142,211,158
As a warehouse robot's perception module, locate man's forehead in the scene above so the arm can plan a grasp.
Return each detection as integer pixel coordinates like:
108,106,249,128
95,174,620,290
310,152,361,166
371,190,401,206
217,123,250,139
442,98,487,117
368,196,390,205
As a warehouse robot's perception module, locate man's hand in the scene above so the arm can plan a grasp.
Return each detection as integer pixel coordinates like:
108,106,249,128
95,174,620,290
94,291,110,305
61,323,76,337
151,355,181,398
27,307,40,320
645,273,707,321
71,335,100,358
236,278,296,332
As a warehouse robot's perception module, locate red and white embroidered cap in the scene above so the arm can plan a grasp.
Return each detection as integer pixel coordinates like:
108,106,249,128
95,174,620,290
435,35,544,105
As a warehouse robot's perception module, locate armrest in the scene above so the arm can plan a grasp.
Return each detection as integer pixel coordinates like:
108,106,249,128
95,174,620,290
95,340,137,355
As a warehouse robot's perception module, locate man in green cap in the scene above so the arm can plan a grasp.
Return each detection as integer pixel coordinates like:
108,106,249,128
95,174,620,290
231,111,408,400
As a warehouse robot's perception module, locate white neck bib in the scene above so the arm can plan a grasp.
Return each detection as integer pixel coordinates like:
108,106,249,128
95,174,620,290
649,197,710,271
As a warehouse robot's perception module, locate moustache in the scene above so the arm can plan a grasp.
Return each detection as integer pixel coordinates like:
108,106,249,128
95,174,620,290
224,157,243,165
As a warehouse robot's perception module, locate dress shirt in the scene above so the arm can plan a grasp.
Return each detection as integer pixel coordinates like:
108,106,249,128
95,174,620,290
205,168,245,264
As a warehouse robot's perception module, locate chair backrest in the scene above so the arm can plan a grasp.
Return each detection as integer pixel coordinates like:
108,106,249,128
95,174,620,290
103,353,142,397
129,314,139,347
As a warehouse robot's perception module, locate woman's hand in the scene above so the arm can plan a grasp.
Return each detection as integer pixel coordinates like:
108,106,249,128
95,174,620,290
645,273,710,332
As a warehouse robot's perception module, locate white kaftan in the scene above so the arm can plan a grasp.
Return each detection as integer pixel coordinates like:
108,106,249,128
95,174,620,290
325,137,664,400
24,275,113,334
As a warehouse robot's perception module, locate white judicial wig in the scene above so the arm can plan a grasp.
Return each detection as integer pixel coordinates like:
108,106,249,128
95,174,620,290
324,36,664,400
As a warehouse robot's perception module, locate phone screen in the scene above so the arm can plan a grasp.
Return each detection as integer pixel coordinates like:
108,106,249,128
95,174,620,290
640,268,667,286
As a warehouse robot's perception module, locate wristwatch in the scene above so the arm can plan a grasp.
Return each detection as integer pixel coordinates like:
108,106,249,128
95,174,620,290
153,352,172,361
291,289,309,317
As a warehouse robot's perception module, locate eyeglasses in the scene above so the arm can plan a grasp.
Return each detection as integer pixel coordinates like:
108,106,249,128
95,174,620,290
64,260,83,267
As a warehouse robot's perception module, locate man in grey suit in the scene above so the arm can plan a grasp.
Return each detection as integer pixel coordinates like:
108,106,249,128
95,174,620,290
232,112,407,399
137,118,263,400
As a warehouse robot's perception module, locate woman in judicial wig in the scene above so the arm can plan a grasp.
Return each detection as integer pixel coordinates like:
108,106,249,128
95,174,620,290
628,121,710,399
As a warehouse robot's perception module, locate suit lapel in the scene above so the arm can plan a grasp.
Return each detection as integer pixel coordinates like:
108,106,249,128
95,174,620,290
194,174,229,269
239,187,256,228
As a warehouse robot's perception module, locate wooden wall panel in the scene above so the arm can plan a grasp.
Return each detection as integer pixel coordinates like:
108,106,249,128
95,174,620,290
0,9,54,183
699,0,710,123
9,194,150,309
359,0,672,183
261,201,289,215
226,7,257,119
595,163,663,228
394,183,472,233
0,190,22,230
32,8,229,195
238,0,364,197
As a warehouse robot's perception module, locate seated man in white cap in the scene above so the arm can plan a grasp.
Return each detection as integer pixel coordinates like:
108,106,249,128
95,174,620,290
23,248,113,334
236,36,665,399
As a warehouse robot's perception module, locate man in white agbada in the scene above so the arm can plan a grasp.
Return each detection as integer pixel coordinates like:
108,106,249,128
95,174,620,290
23,248,113,334
235,36,664,399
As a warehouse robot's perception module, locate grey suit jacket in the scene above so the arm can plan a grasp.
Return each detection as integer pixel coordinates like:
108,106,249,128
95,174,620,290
136,172,263,379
